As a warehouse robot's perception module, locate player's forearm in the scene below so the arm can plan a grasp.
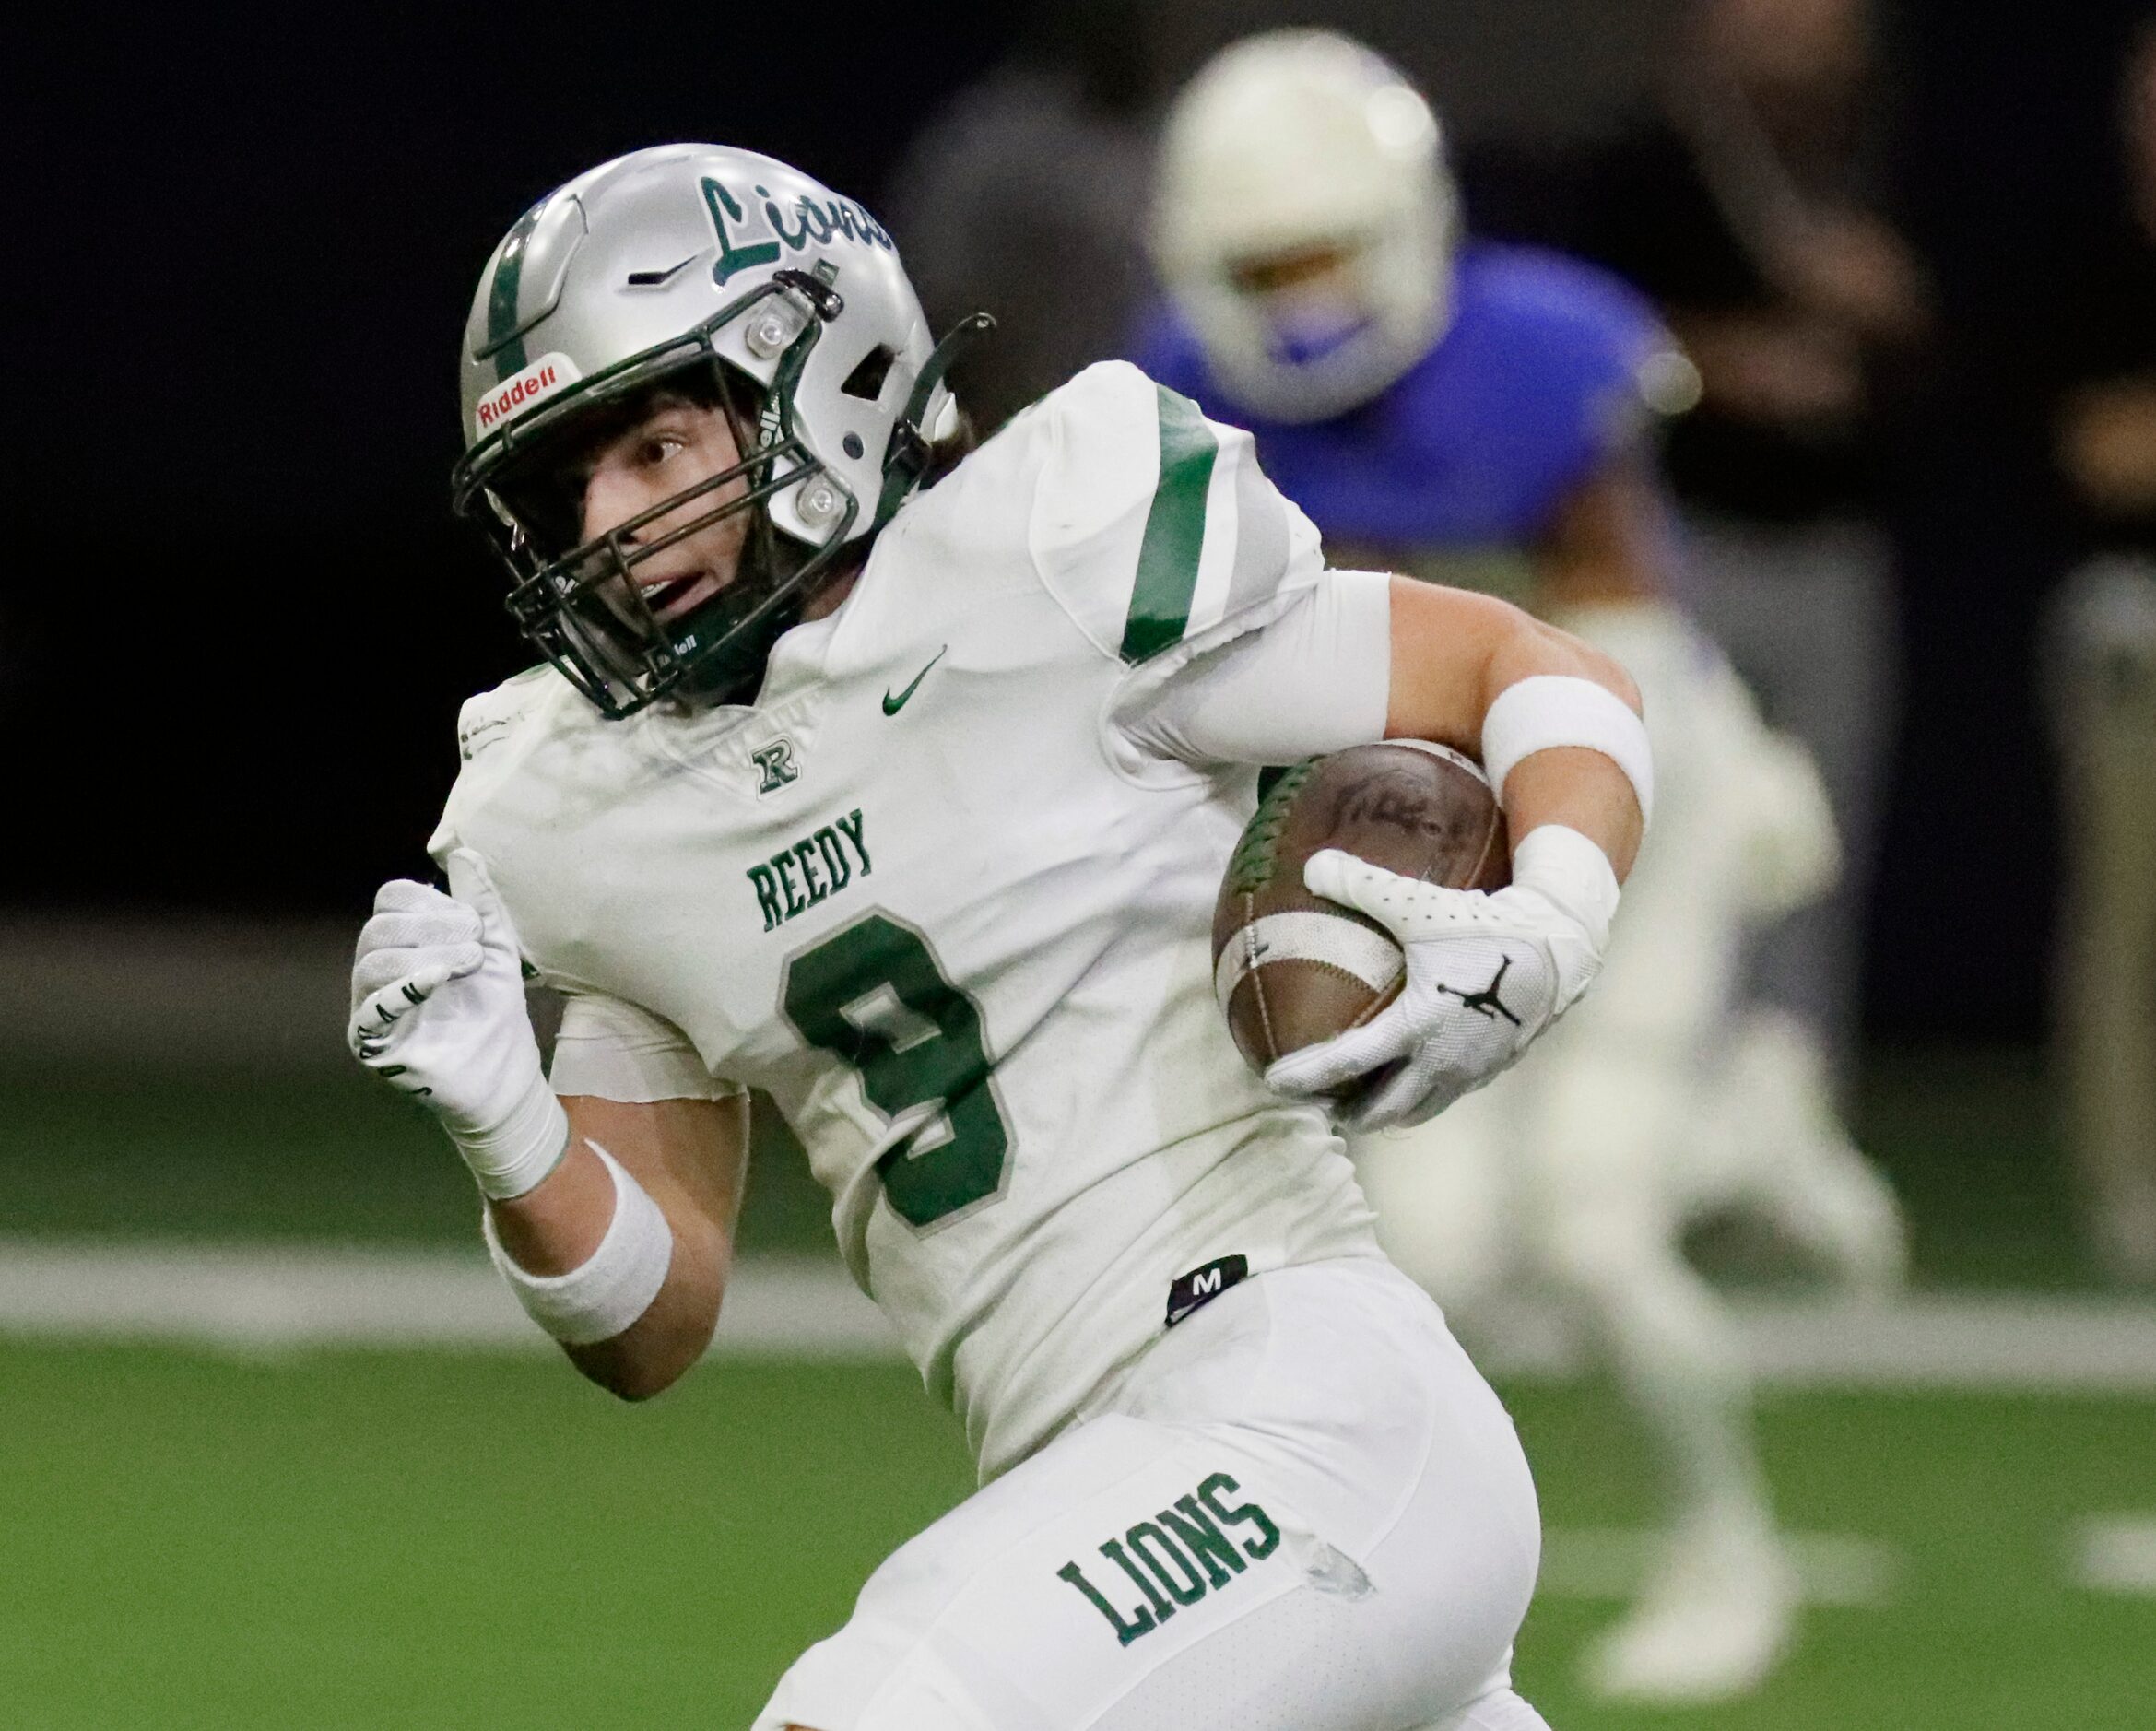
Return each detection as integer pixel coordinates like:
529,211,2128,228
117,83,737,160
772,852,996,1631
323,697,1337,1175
1479,623,1644,880
565,1219,728,1402
488,1100,736,1400
1474,607,1641,725
1500,747,1644,882
1275,591,1651,1127
1534,459,1672,612
1386,580,1645,879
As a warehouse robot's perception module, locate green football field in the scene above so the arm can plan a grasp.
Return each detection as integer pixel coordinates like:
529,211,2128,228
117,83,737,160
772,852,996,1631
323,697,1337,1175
4,1047,2154,1726
0,1043,2095,1284
5,1342,2154,1730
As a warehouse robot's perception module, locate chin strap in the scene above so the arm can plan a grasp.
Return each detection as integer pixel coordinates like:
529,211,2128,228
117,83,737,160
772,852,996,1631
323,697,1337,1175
877,312,996,527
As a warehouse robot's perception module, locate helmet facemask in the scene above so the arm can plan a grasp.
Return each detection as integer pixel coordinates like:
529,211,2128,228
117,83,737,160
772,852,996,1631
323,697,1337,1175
1225,239,1389,371
454,272,859,719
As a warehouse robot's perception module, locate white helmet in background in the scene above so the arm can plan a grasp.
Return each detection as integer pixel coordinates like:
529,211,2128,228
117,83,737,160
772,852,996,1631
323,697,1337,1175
1151,30,1459,423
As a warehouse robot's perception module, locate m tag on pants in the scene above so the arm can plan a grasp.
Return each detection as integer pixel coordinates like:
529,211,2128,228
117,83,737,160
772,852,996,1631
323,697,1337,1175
1165,1254,1248,1327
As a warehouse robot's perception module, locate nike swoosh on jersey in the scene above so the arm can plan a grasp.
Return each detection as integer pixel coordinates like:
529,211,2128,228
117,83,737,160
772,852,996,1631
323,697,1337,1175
882,646,948,715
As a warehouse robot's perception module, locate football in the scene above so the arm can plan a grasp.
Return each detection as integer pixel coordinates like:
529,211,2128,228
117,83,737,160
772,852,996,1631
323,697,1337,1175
1212,740,1511,1093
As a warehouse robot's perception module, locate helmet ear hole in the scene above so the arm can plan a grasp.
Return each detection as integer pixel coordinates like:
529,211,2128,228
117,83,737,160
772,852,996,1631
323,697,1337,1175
840,345,897,402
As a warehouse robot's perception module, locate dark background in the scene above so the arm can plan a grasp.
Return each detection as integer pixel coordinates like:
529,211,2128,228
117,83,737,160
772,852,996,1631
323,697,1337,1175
6,0,2142,1042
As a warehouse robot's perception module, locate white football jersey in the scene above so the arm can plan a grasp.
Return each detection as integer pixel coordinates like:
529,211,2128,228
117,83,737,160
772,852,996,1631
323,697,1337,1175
431,362,1383,1478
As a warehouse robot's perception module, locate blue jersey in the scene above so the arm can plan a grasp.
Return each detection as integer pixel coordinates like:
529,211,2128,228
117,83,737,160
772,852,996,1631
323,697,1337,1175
1135,242,1668,557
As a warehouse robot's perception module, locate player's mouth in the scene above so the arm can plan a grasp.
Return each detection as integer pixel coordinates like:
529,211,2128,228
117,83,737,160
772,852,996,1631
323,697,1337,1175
636,570,725,623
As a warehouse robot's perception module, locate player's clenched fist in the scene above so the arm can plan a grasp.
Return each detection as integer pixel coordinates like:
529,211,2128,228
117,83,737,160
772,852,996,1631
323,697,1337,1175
1266,827,1617,1130
348,848,568,1199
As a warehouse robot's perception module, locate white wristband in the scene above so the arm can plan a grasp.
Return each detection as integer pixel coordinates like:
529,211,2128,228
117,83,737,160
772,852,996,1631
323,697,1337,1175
1510,824,1622,1016
1513,825,1620,948
455,1073,571,1202
1481,675,1654,827
483,1141,674,1346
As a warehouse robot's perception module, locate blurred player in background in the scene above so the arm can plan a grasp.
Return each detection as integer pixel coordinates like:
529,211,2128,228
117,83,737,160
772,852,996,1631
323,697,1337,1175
885,0,1161,433
1137,29,1904,1703
2043,15,2156,1285
348,141,1655,1731
1551,0,1926,1090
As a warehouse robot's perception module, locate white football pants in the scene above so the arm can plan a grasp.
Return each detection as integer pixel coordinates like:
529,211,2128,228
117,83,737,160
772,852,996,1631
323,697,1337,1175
752,1259,1549,1731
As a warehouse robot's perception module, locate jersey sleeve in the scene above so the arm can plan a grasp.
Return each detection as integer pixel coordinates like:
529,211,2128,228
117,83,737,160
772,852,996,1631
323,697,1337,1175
425,665,560,867
1027,360,1325,671
1453,247,1691,524
549,987,742,1104
421,671,735,1105
1111,569,1394,770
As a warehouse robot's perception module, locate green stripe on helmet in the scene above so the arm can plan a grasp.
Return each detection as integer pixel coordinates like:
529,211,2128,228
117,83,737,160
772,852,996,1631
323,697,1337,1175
485,197,549,383
1119,385,1219,663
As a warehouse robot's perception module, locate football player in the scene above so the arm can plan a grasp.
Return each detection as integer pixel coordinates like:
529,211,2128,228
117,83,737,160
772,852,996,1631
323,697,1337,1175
348,143,1652,1731
1137,30,1903,1703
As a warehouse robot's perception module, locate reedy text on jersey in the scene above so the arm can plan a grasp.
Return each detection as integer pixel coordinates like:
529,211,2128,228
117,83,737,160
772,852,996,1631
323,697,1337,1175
748,809,871,932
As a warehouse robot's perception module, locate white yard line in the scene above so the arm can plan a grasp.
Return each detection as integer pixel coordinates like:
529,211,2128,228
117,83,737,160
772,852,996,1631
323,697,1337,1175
2071,1516,2156,1596
1462,1290,2156,1393
1538,1528,1898,1606
1,1238,2155,1390
0,1240,897,1360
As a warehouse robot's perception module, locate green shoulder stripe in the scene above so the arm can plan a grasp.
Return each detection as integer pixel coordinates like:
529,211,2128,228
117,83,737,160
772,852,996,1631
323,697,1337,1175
1118,384,1219,663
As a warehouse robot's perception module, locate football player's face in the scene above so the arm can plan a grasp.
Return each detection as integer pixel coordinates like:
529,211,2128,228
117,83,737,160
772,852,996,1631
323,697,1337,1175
1228,243,1372,368
574,396,749,625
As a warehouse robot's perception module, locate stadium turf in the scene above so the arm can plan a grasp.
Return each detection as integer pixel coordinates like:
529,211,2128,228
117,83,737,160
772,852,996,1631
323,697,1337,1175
0,1044,2097,1286
3,1342,2150,1730
0,1063,835,1253
1,1044,2140,1725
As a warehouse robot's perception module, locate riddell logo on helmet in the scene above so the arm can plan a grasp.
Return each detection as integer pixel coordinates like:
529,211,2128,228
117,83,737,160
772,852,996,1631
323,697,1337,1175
474,353,582,438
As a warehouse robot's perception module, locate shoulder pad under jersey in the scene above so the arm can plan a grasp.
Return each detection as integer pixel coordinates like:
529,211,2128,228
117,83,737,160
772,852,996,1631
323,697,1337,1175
427,664,577,866
1023,360,1323,665
450,664,561,767
1125,306,1211,405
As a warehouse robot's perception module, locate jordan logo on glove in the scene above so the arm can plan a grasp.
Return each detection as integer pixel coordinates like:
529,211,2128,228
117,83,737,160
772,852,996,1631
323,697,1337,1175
1432,956,1524,1027
1265,827,1619,1130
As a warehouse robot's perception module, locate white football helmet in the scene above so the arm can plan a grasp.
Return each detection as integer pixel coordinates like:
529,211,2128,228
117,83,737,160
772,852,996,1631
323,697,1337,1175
1151,30,1459,423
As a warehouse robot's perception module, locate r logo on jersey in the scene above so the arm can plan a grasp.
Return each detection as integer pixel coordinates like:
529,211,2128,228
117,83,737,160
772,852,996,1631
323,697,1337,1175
751,738,800,794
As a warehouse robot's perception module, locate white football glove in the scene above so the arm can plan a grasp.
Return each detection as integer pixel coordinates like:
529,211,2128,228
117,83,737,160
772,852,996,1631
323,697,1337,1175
348,848,569,1199
1265,825,1619,1131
